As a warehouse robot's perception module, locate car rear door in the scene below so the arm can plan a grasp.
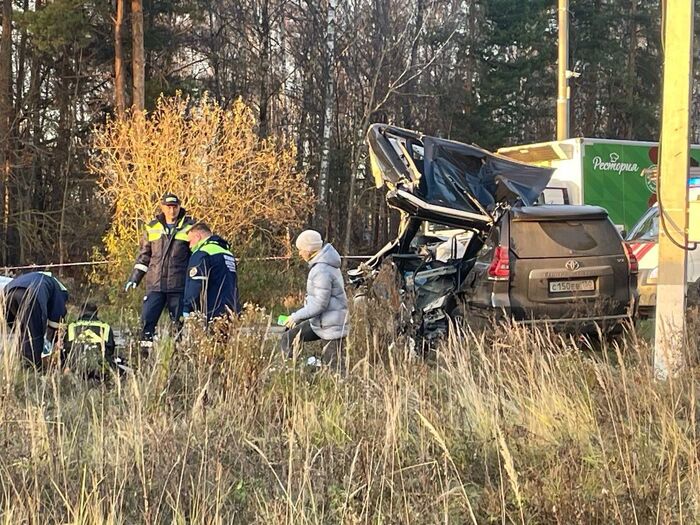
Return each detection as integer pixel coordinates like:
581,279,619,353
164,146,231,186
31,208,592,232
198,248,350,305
508,216,631,320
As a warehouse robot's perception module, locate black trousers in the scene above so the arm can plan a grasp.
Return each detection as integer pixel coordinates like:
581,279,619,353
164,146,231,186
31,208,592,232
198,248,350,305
279,320,320,357
141,291,183,341
279,320,346,367
5,287,46,367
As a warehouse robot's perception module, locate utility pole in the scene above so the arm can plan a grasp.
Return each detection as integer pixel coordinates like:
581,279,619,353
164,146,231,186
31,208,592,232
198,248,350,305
556,0,569,140
654,1,694,380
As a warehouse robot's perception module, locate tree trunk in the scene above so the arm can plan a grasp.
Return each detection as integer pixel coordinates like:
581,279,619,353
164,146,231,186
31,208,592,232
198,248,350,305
56,57,71,270
315,0,337,234
401,0,422,129
258,0,271,138
14,0,28,119
115,0,126,116
623,0,638,138
343,126,364,260
131,0,145,111
0,0,12,265
28,0,41,184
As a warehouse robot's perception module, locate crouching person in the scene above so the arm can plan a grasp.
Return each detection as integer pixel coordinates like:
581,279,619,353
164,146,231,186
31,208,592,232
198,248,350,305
183,223,241,323
281,230,350,368
3,271,68,368
63,303,126,379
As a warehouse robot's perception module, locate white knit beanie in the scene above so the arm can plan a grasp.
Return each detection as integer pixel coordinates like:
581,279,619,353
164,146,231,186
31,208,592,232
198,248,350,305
295,230,323,252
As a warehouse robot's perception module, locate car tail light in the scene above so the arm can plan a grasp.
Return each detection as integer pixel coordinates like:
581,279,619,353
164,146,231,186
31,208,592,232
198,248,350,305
488,246,510,280
623,243,639,274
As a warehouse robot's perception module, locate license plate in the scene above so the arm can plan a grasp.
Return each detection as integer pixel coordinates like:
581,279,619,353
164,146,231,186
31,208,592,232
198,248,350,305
549,279,595,293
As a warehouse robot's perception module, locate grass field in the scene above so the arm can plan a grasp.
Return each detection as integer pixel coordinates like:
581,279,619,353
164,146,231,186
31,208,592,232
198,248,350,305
1,302,699,524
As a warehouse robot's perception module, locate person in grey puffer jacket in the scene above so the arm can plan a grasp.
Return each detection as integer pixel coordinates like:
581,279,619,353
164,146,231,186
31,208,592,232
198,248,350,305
281,230,349,365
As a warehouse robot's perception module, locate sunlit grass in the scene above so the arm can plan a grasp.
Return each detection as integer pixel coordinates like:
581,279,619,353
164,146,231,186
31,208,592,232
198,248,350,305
0,302,699,523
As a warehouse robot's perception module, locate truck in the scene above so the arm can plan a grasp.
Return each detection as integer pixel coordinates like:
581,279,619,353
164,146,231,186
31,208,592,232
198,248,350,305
497,138,700,232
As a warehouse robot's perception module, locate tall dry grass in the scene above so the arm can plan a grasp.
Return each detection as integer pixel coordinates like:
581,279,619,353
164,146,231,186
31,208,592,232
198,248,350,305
1,303,699,523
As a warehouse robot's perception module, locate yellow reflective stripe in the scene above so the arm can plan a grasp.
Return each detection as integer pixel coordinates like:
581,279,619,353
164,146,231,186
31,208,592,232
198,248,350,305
147,224,165,242
200,244,232,256
147,221,190,241
72,329,103,344
147,224,165,233
67,321,110,342
175,222,193,241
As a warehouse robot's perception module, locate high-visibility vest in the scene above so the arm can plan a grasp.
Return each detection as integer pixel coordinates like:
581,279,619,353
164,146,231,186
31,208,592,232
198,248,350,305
67,320,111,345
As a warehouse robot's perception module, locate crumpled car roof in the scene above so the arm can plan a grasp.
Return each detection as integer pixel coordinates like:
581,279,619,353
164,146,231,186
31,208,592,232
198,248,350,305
367,124,555,225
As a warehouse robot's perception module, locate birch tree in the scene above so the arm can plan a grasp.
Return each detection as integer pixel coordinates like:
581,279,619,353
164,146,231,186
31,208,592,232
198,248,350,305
315,0,337,234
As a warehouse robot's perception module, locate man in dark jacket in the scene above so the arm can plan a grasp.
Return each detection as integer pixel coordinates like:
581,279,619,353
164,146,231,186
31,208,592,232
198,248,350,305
183,223,241,321
3,271,69,367
125,193,196,349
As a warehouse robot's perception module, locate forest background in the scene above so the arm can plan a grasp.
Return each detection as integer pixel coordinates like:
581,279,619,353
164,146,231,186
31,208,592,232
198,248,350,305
0,0,696,296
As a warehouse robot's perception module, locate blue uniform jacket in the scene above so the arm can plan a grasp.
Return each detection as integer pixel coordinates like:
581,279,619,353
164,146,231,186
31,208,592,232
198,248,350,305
6,272,69,328
183,235,241,319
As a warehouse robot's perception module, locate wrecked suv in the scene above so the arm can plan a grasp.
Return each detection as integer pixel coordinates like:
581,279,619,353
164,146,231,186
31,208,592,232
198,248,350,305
350,125,639,342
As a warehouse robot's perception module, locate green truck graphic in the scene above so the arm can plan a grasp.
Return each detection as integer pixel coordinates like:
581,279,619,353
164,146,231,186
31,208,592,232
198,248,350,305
498,138,700,231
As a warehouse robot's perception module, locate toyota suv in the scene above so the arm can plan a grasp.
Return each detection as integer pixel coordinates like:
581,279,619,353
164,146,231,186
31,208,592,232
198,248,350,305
350,125,639,342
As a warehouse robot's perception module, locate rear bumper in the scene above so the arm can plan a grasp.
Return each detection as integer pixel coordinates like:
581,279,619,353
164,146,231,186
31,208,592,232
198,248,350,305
514,313,632,324
467,304,636,334
513,313,635,333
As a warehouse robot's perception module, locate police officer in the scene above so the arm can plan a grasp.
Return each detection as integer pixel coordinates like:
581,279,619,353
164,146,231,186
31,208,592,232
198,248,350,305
124,193,196,350
3,271,69,367
183,222,241,321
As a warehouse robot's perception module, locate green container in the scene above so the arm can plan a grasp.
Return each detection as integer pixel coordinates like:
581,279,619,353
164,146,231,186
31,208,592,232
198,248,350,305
277,314,289,326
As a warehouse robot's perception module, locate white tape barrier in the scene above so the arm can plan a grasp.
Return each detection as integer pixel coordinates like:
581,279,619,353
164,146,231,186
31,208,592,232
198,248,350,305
0,255,372,273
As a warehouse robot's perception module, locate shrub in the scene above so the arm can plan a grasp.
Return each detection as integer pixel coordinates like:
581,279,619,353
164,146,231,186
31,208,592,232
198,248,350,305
89,93,313,290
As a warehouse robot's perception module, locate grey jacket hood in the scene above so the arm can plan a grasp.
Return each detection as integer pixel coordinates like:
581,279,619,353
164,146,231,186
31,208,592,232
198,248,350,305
309,243,341,269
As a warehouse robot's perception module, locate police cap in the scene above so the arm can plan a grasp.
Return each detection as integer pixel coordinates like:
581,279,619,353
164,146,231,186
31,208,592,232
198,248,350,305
161,193,181,206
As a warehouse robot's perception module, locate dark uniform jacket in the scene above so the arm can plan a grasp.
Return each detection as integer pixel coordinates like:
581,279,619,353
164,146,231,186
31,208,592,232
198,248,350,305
183,235,241,320
128,208,195,293
5,272,68,335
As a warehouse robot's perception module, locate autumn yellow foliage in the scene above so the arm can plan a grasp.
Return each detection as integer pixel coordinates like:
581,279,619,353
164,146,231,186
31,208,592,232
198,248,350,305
90,94,313,287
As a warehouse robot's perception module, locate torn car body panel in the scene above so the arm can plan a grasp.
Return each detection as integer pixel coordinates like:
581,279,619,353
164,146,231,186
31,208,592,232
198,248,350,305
366,124,554,229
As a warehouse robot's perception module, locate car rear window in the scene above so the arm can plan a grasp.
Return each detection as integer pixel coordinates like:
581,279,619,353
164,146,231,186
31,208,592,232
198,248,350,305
510,219,623,258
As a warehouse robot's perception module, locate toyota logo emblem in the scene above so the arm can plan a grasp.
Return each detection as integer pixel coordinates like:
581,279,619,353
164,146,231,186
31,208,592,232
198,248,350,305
565,259,580,271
